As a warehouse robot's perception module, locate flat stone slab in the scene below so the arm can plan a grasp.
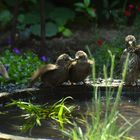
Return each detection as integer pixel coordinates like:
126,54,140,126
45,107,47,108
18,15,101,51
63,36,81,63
0,79,140,104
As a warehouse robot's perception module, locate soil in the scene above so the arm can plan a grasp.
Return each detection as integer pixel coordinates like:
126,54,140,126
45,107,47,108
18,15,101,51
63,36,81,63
1,25,139,62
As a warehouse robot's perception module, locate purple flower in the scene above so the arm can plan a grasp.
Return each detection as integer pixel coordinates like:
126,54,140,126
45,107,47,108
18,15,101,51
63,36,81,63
13,48,20,54
41,56,47,62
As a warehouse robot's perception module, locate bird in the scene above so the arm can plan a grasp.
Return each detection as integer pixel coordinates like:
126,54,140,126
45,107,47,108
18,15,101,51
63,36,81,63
69,50,94,84
120,35,140,86
0,62,9,79
29,53,74,87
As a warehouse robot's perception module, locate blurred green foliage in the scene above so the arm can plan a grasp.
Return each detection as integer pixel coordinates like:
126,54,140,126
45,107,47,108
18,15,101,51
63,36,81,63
0,0,94,38
0,0,139,83
6,97,75,132
75,0,96,18
0,0,139,38
0,0,77,38
0,10,12,26
90,37,124,78
0,50,43,84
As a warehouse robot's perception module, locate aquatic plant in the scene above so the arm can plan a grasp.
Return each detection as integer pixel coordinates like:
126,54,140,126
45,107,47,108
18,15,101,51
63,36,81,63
6,97,75,133
48,97,75,129
63,51,140,140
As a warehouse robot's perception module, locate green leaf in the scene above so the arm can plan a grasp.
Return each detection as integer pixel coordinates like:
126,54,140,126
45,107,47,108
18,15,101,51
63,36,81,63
24,12,40,24
62,28,73,37
46,1,55,16
45,22,58,37
49,7,75,26
58,26,65,32
36,118,41,126
110,1,119,8
4,0,18,6
74,3,85,9
103,0,109,9
30,24,41,36
0,10,12,25
86,8,96,18
29,0,38,4
84,0,90,7
17,14,25,23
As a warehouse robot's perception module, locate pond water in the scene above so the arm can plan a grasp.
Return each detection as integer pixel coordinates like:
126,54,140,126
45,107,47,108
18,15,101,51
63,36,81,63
0,98,140,140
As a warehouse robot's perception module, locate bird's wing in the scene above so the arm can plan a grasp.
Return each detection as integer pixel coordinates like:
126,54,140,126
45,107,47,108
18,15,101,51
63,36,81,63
125,54,140,84
29,64,58,85
0,63,9,79
133,45,140,55
68,61,77,72
44,64,58,71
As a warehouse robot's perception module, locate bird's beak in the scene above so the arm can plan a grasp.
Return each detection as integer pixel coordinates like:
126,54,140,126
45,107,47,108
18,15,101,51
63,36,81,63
74,56,79,61
75,58,78,60
128,41,133,47
69,57,75,62
71,59,76,62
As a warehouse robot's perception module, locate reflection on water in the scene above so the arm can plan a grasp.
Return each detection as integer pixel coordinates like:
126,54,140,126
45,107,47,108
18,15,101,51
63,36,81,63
0,110,64,140
0,98,140,139
118,100,140,139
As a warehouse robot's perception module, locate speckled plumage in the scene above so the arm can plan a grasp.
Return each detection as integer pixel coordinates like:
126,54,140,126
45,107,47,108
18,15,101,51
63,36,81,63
30,54,73,87
69,50,94,83
120,35,140,85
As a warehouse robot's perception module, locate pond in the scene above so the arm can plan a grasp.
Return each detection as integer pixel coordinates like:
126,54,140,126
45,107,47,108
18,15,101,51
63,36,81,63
0,98,140,140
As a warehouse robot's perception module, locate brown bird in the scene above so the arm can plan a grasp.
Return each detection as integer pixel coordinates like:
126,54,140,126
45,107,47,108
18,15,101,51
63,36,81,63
120,35,140,85
69,50,94,84
0,62,9,79
29,53,73,87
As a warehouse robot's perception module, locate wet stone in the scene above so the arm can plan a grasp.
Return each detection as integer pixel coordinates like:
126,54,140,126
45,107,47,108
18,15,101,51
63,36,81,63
0,83,27,93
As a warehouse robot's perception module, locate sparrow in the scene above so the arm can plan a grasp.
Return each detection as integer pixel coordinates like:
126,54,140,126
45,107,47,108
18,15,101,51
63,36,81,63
29,53,73,87
69,50,94,84
0,62,9,79
120,35,140,85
